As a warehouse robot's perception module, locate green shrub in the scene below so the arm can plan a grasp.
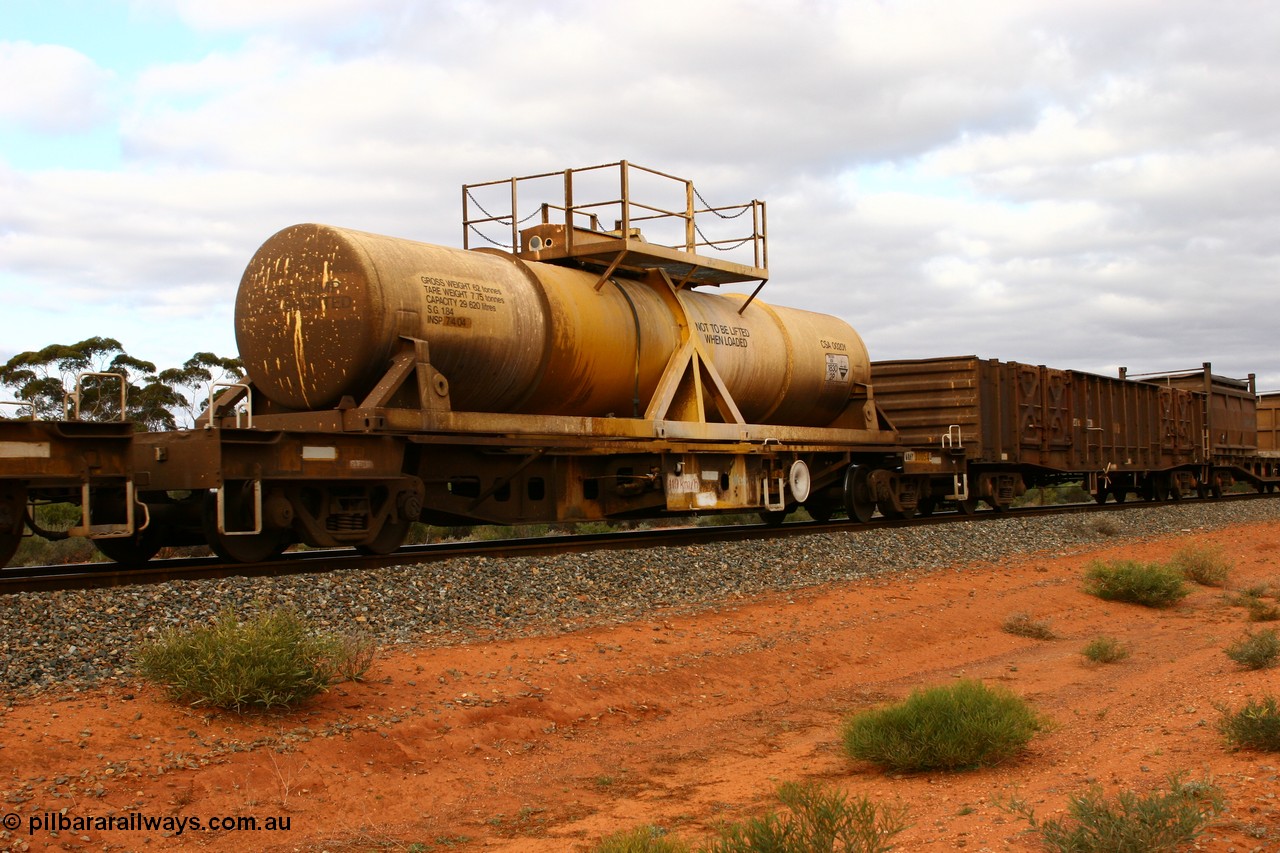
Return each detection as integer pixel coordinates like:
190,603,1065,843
1083,560,1189,608
1088,517,1121,537
1169,544,1231,587
331,630,377,682
1218,696,1280,752
705,782,908,853
1002,613,1056,640
1017,482,1091,506
136,607,375,711
591,785,907,853
1246,597,1280,622
593,826,691,853
9,501,101,566
1224,629,1280,670
1081,636,1129,664
1236,584,1271,600
840,680,1042,771
1060,482,1093,503
1010,774,1223,853
11,533,101,567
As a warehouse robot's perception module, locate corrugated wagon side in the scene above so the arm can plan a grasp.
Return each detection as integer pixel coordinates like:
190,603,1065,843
1130,364,1278,494
1259,393,1280,490
870,356,1205,511
1260,393,1280,454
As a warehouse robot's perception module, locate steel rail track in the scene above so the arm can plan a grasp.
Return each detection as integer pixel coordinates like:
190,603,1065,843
1,492,1270,595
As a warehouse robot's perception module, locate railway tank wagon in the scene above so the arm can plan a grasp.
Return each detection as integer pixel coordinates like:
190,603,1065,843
4,161,1280,569
120,162,904,561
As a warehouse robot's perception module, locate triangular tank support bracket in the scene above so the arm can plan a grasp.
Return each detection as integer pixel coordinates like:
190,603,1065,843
643,339,745,425
360,338,452,412
640,267,747,426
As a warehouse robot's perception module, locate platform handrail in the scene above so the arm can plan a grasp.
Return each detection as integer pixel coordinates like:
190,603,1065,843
68,480,143,539
206,382,253,429
215,480,263,537
462,160,767,275
760,475,787,511
69,372,127,422
0,400,36,420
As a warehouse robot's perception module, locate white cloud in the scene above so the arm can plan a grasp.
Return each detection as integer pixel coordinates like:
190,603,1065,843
138,0,409,37
0,42,115,133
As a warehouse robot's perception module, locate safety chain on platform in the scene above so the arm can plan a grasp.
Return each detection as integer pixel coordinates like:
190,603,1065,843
691,186,757,252
465,188,545,249
466,223,509,247
465,188,542,227
693,221,755,252
694,187,751,219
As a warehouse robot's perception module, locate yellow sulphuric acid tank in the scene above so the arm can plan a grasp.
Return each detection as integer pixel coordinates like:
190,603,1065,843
235,223,870,427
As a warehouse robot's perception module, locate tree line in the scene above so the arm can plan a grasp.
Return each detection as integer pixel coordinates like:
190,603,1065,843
0,337,242,430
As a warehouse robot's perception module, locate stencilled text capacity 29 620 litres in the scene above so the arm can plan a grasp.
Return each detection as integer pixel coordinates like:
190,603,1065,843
420,276,505,324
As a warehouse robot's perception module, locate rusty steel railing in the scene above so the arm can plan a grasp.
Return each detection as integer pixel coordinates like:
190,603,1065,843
462,160,768,273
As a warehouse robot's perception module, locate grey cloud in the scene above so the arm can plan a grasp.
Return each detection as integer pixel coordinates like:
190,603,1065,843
5,0,1280,391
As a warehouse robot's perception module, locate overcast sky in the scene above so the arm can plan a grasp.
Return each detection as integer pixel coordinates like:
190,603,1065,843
2,0,1278,393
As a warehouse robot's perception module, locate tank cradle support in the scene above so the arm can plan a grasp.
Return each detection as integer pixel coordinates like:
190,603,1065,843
357,337,453,413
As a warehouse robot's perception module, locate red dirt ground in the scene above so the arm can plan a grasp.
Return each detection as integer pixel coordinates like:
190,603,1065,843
3,520,1280,852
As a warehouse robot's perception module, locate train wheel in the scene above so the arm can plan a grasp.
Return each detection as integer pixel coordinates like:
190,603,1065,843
843,465,876,523
94,531,162,565
202,491,289,563
758,510,789,527
356,518,412,555
916,497,936,517
0,484,26,567
92,489,162,565
1142,479,1161,502
805,503,835,523
0,532,18,568
957,498,980,515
